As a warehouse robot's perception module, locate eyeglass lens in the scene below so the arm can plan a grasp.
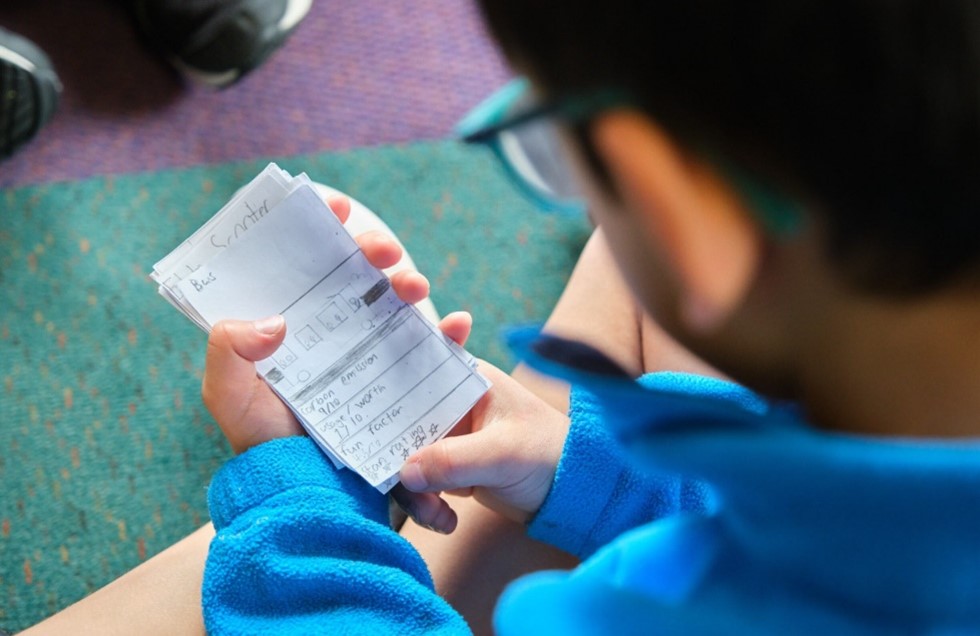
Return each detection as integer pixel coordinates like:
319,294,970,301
498,94,584,206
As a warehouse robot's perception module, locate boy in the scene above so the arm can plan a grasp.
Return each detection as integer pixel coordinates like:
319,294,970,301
26,1,980,633
198,0,980,633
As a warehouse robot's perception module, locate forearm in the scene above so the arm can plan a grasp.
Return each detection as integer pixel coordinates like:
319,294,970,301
204,436,469,635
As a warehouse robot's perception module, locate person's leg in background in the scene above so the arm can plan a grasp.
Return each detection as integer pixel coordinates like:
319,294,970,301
0,0,311,167
401,227,720,635
20,524,211,635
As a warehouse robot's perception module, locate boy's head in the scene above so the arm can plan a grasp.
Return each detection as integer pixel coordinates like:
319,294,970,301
475,1,980,413
478,1,980,293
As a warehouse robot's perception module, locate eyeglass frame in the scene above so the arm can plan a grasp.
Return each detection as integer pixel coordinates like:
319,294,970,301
456,78,803,236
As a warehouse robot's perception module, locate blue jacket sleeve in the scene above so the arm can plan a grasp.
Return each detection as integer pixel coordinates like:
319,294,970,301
527,380,712,560
202,436,470,635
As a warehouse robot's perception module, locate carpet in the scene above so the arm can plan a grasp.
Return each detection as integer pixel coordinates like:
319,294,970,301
0,140,591,630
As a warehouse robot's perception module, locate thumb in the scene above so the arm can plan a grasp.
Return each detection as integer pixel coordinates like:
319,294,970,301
399,429,533,512
400,432,504,493
209,316,287,363
202,316,286,423
400,433,535,523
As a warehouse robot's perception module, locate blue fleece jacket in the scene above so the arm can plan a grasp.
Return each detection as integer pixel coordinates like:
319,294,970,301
202,336,980,634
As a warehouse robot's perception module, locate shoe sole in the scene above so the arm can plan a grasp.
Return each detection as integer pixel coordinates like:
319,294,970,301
166,0,313,88
0,31,61,158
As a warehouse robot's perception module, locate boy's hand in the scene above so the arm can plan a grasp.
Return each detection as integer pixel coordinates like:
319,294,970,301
396,362,570,531
201,194,473,454
203,315,299,454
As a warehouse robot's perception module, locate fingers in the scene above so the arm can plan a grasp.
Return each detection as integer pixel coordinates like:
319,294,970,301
400,432,507,496
353,230,433,306
356,230,403,269
327,190,397,268
334,197,435,310
400,364,569,523
355,231,433,305
389,269,430,305
401,435,532,525
437,311,472,346
325,195,351,224
327,193,470,346
390,484,458,534
326,192,408,269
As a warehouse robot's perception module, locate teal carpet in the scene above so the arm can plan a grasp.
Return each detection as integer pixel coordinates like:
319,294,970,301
0,141,591,630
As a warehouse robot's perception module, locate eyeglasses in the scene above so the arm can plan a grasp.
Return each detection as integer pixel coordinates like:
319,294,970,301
456,78,626,215
458,78,802,235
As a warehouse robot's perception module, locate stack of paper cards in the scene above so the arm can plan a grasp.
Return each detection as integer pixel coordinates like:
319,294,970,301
151,164,491,492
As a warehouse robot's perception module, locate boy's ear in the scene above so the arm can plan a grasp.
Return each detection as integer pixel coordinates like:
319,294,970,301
591,111,764,332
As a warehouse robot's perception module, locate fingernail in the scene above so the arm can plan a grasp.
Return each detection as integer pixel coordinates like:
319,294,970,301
434,507,457,534
253,315,285,334
399,460,428,491
423,523,450,535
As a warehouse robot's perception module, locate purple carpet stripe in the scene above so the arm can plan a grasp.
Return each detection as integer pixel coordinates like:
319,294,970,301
0,0,511,188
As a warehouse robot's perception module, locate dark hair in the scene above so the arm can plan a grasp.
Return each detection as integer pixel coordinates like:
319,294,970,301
478,1,980,294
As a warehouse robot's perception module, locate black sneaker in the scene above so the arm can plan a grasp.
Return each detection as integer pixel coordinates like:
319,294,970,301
0,27,61,160
132,0,313,88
